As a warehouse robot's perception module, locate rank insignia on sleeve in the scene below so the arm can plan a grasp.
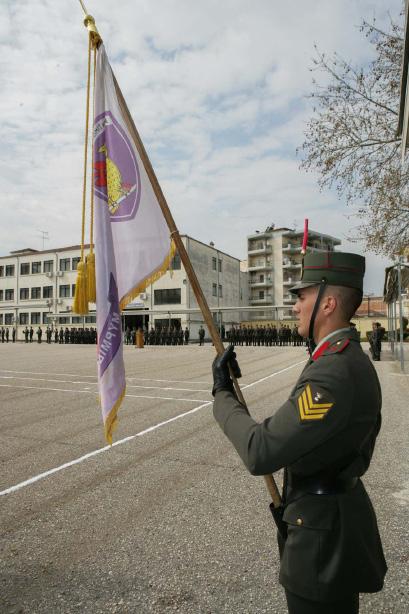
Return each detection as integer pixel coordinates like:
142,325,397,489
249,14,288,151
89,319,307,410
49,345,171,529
297,384,333,421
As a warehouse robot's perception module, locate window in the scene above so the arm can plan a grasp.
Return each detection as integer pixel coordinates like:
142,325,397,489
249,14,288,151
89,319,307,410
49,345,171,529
153,288,181,305
259,290,265,299
0,314,2,324
218,259,222,272
71,284,76,297
5,265,15,276
43,312,50,324
19,313,29,325
58,317,69,324
212,283,217,297
5,289,14,301
171,253,181,270
218,284,223,298
0,266,3,277
20,263,30,275
31,261,41,274
20,288,29,300
31,287,41,299
59,258,70,271
85,315,96,323
44,260,53,273
31,312,40,324
59,285,70,298
0,290,3,301
72,257,81,271
212,257,217,271
72,316,82,324
5,314,13,325
43,286,53,298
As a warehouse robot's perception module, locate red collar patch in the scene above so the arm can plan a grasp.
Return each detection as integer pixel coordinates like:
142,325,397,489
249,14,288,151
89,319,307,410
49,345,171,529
312,338,350,361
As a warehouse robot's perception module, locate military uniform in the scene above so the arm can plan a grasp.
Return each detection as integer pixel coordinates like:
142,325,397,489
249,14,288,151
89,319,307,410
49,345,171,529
212,251,387,612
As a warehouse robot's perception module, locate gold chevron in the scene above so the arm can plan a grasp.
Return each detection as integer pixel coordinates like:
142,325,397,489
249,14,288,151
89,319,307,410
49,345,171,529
298,384,333,421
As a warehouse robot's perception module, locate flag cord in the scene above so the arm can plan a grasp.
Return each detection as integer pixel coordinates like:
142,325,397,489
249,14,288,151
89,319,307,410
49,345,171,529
80,32,92,263
73,31,92,315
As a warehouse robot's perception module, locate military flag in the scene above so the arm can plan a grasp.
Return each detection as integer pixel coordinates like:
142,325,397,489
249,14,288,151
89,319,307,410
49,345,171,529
94,44,174,443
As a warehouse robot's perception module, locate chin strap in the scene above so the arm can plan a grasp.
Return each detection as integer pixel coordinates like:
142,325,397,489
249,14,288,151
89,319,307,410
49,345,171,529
307,279,327,356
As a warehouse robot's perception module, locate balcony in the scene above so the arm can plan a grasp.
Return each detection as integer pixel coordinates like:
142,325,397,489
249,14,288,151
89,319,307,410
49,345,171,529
250,295,273,305
283,295,296,304
248,262,272,272
282,261,301,269
249,279,273,288
248,245,272,256
282,244,301,254
283,278,298,286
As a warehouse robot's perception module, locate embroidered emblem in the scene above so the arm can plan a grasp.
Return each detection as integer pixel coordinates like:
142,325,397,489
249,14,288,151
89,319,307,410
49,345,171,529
94,111,141,222
297,384,333,421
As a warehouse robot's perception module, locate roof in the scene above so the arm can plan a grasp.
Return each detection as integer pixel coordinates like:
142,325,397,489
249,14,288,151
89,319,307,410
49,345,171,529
0,245,91,260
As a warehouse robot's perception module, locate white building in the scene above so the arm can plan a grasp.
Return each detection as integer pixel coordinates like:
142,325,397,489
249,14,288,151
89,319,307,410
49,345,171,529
247,225,341,319
0,237,248,340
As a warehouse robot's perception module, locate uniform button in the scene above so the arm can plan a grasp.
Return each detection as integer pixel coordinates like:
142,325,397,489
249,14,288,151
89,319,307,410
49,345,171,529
296,518,303,526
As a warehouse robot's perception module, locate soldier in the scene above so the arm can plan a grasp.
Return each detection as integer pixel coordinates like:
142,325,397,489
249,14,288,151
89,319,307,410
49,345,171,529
184,326,190,345
54,328,59,343
12,327,16,343
211,251,386,614
29,326,34,342
24,326,29,343
198,325,205,346
5,327,9,343
36,326,42,343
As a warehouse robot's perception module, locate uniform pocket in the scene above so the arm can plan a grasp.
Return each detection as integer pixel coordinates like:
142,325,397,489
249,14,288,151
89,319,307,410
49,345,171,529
279,495,339,601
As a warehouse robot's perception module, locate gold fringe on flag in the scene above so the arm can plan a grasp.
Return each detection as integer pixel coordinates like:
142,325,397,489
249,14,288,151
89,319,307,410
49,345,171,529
119,240,176,310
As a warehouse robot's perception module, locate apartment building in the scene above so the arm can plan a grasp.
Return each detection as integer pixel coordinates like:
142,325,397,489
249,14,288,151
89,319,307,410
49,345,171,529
247,225,341,319
0,237,248,340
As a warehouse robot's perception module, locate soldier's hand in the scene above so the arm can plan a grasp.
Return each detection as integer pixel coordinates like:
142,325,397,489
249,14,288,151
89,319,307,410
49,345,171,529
212,345,242,396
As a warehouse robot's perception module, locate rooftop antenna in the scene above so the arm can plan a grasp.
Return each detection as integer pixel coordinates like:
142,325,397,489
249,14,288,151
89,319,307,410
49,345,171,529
37,230,49,250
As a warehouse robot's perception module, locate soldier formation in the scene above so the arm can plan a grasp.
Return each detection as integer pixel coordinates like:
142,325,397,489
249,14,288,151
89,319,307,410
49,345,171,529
227,324,305,347
124,325,190,346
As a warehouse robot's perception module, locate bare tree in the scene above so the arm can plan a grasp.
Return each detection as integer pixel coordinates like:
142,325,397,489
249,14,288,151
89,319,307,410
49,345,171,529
300,16,409,256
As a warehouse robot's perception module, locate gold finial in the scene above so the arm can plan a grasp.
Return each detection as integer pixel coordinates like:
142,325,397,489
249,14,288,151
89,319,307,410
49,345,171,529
83,14,102,48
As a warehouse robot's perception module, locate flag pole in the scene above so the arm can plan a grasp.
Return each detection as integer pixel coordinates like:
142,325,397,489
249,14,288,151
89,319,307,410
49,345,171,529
111,75,281,508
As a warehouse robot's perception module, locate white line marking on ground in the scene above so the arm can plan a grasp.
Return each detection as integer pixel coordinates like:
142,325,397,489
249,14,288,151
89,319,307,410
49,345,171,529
0,358,305,497
0,375,209,392
0,369,212,386
0,384,208,403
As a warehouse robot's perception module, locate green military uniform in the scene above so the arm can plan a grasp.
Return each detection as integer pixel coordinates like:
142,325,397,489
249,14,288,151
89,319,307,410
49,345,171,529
212,251,387,610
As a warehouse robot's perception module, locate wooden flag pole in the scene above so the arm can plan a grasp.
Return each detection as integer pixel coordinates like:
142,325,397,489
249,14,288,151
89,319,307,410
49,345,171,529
111,75,281,508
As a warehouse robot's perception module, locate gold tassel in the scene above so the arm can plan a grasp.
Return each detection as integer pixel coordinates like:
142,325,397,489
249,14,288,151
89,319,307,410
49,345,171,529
73,260,89,315
86,252,96,303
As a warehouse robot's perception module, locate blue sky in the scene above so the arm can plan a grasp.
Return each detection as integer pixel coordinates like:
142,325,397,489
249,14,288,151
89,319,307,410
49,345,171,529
0,0,403,293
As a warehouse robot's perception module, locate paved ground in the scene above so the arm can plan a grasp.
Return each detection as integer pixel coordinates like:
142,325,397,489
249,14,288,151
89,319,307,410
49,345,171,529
0,341,408,613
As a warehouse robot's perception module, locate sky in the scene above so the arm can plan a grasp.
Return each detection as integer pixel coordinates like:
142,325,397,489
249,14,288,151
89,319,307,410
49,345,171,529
0,0,404,294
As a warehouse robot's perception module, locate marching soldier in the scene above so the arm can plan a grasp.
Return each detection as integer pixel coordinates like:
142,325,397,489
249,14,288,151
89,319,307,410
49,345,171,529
12,327,16,343
198,325,205,346
5,327,9,343
24,326,29,343
29,326,34,342
211,251,386,614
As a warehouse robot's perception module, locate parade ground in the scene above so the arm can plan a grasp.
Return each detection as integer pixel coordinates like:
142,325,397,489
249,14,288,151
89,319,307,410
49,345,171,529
0,342,408,613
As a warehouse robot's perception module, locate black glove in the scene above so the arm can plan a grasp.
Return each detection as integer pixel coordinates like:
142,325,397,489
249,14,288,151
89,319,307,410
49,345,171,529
212,345,242,396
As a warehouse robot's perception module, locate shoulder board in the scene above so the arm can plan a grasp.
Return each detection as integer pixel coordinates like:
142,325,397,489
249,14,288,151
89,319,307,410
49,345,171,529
312,338,350,361
322,338,350,356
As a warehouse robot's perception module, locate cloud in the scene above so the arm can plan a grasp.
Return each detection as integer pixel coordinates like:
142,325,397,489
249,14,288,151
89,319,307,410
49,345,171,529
0,0,403,294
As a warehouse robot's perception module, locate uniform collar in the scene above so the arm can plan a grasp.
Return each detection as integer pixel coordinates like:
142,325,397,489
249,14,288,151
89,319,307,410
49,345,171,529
312,327,359,361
